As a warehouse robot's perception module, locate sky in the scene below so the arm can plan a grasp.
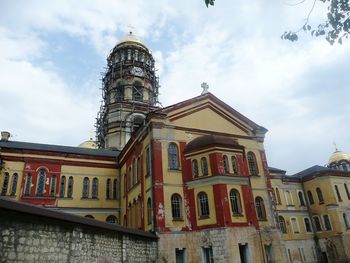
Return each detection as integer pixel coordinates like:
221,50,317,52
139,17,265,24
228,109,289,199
1,0,349,174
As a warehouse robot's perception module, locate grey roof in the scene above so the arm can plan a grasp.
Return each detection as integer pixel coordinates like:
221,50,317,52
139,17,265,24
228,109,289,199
292,165,333,178
0,140,119,158
268,166,286,174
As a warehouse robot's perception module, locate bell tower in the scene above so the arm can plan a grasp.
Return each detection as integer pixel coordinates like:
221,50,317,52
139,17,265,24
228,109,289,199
96,32,160,150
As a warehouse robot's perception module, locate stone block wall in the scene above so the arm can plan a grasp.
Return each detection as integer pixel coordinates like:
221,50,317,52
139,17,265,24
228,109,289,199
0,198,157,263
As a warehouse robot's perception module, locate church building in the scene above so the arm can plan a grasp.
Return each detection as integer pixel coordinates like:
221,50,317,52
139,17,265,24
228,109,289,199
1,32,350,263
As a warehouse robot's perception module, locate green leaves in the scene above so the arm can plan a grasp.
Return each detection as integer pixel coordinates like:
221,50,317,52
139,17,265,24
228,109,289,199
205,0,215,7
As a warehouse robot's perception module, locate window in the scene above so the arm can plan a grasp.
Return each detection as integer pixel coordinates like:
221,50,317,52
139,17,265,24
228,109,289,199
59,176,66,198
50,175,57,197
113,179,118,199
223,155,229,173
275,188,281,205
175,248,186,263
198,192,210,217
307,190,314,205
67,176,73,198
171,194,182,219
24,174,31,196
316,187,324,204
146,146,151,176
304,218,312,232
255,196,266,220
82,177,89,198
132,82,143,101
202,246,214,263
291,217,300,233
231,156,239,174
313,216,322,231
1,172,9,196
278,216,287,233
323,215,332,230
128,167,132,189
137,158,141,182
85,215,94,219
298,191,305,206
10,173,18,196
36,169,46,197
285,190,293,206
106,179,111,199
92,178,98,198
168,143,179,170
106,215,118,224
230,189,242,215
192,159,199,177
247,151,258,175
201,157,208,176
343,213,350,229
335,185,342,202
147,198,152,225
344,183,350,200
133,158,137,185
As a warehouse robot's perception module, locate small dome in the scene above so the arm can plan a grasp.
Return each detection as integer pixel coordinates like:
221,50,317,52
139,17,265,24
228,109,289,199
116,32,145,48
328,150,350,164
184,135,241,154
78,138,98,149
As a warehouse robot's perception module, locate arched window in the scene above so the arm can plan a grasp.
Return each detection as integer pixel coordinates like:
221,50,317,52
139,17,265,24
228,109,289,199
198,192,210,217
223,155,229,173
304,218,312,232
106,215,118,224
255,196,266,220
278,216,287,233
106,178,111,199
230,189,242,215
344,183,350,200
275,188,282,205
36,169,46,196
10,173,18,196
133,158,137,185
171,194,182,219
201,157,208,176
316,187,324,204
168,143,179,170
67,176,73,198
343,213,350,229
146,146,151,176
335,185,342,202
85,215,94,219
113,179,118,199
1,172,9,196
313,216,322,231
59,176,66,198
231,156,239,174
285,190,293,205
192,160,199,178
307,191,314,205
128,166,132,189
115,85,124,102
247,152,258,175
92,178,98,199
132,81,143,101
291,217,300,233
323,215,332,230
50,175,57,197
298,191,305,206
82,177,89,198
137,158,141,182
24,174,32,196
147,198,152,225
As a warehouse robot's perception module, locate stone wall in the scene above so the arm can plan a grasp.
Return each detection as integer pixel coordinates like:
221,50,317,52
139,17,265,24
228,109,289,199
0,198,157,263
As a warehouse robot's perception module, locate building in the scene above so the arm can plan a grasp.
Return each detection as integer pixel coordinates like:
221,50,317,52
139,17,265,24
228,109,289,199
1,32,350,263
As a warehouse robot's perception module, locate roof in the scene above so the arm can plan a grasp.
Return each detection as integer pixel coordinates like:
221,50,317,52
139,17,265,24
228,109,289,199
116,32,147,49
328,150,350,164
0,140,118,158
0,197,156,240
268,166,287,175
184,134,242,154
292,165,333,178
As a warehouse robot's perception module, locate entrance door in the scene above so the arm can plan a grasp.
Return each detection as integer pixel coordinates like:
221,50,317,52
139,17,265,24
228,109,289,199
239,244,251,263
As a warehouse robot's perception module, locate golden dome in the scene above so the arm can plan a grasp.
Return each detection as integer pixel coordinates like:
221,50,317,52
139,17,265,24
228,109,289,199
328,150,350,164
116,32,146,48
78,138,98,149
